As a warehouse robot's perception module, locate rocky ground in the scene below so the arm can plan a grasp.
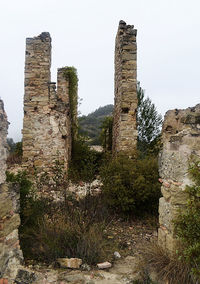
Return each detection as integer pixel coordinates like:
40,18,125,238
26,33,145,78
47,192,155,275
5,166,159,283
20,217,158,284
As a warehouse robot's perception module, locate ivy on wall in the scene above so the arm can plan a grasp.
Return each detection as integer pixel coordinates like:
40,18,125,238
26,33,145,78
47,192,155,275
63,67,78,143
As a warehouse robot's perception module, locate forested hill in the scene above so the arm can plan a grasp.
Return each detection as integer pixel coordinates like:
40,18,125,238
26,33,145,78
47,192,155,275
78,104,114,145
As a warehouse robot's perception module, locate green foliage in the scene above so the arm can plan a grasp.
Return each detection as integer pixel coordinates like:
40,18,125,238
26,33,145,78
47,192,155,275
100,152,161,214
137,82,162,155
174,160,200,280
78,104,113,145
63,68,104,183
6,171,32,218
69,137,103,183
99,116,113,151
7,138,15,152
7,140,23,165
6,171,51,257
6,170,114,265
15,142,23,156
63,66,78,141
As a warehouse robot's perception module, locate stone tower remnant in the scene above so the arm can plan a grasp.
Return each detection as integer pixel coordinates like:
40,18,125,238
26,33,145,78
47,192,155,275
0,100,8,184
0,99,23,279
112,20,138,153
158,104,200,252
22,32,77,172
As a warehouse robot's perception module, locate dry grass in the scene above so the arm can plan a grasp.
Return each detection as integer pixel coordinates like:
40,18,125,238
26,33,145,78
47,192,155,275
20,193,118,265
138,241,198,284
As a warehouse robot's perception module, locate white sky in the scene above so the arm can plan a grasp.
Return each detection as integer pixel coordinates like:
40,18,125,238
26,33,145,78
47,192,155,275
0,0,199,141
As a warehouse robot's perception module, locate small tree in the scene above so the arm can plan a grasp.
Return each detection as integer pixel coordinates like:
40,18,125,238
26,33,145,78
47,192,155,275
137,82,162,154
7,138,15,152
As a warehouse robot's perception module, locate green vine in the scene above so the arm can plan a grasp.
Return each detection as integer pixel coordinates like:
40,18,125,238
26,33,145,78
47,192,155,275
63,66,78,143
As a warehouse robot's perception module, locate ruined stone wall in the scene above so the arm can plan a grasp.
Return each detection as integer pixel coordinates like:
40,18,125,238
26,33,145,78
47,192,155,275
112,20,138,153
0,100,8,184
158,104,200,252
0,100,23,280
22,33,73,172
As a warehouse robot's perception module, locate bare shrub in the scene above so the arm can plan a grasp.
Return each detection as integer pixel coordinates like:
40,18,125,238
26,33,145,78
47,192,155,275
138,241,197,284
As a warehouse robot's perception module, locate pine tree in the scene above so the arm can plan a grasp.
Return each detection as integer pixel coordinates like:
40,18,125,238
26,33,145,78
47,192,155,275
137,82,162,154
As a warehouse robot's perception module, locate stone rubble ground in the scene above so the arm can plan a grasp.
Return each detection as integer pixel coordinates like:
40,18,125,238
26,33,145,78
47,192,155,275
26,255,141,284
20,217,157,284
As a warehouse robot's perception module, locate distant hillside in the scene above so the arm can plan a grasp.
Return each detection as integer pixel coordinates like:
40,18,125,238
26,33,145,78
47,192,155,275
78,104,114,145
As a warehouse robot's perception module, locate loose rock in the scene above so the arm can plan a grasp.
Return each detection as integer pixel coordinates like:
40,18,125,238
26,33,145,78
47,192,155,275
57,258,82,269
97,262,112,269
114,251,121,259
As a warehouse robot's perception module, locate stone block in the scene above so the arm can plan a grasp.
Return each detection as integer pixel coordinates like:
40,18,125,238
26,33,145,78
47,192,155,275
0,214,20,238
161,186,171,201
165,233,179,253
57,258,82,269
158,227,167,250
170,186,188,205
159,197,172,231
33,159,43,167
97,261,112,269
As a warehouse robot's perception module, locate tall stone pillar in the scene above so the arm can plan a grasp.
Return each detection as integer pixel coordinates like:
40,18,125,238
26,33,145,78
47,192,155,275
112,20,138,153
22,32,51,169
22,33,73,173
0,100,8,184
57,68,72,162
0,99,23,280
158,104,200,252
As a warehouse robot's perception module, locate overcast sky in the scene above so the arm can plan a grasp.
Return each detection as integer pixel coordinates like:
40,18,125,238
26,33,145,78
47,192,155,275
0,0,199,141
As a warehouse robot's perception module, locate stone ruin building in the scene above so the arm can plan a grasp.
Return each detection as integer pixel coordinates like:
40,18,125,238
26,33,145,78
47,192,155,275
158,104,200,252
0,33,79,280
1,20,200,282
0,100,24,280
22,22,138,171
112,20,138,153
22,32,77,173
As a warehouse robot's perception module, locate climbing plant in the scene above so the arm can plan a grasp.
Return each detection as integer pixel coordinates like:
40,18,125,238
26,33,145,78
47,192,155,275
63,67,78,143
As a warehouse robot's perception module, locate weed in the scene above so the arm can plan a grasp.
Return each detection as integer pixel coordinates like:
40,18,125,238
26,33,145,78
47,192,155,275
138,241,197,284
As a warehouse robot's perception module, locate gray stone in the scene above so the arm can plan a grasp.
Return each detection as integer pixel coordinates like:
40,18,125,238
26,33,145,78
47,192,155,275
112,21,137,153
15,269,37,284
158,104,200,253
97,262,112,269
114,251,121,259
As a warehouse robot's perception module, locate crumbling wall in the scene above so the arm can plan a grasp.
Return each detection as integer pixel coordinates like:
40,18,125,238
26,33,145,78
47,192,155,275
112,20,138,153
22,32,74,172
0,99,23,280
0,100,8,184
158,104,200,252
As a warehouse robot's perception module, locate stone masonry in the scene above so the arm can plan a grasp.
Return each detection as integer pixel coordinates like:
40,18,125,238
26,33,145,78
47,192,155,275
0,100,8,184
0,99,23,280
158,104,200,252
22,32,75,172
112,20,138,153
